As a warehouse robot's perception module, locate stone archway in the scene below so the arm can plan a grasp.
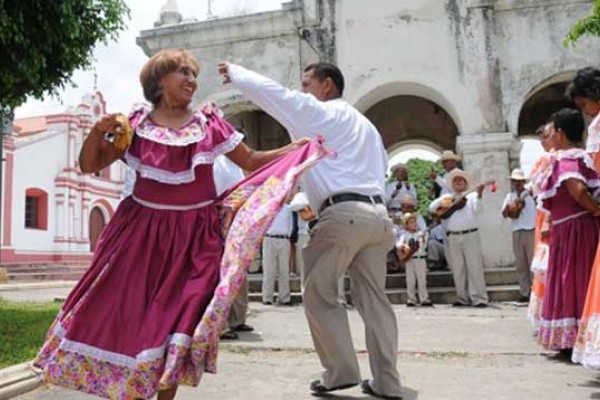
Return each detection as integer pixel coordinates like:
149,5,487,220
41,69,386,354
518,80,572,137
364,95,459,152
226,110,290,151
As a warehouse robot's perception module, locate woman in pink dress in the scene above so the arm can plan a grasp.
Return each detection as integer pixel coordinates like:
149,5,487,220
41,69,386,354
533,108,600,355
34,49,304,400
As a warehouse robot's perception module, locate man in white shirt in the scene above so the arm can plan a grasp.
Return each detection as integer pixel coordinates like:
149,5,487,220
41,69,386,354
386,163,417,213
429,150,461,196
501,168,536,302
214,154,255,338
262,201,294,306
219,62,402,400
429,168,489,307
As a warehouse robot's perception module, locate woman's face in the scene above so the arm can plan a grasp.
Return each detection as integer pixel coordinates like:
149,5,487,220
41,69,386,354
575,96,600,118
160,63,198,107
539,123,554,152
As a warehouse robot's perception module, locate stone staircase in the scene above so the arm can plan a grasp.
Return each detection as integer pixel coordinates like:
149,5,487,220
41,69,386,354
3,264,88,281
247,267,522,304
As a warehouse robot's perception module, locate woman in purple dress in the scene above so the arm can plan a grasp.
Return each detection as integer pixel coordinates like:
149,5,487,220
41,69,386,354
534,108,600,355
34,49,302,400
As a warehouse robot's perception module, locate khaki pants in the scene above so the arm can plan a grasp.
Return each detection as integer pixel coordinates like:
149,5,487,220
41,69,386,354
228,275,248,328
447,231,488,305
303,202,402,398
405,258,429,304
512,229,534,297
262,237,291,303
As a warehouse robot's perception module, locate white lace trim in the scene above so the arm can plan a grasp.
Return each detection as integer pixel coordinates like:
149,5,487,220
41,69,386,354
539,317,578,329
59,333,192,368
551,210,589,226
125,131,244,185
536,170,600,213
132,196,214,210
131,105,210,147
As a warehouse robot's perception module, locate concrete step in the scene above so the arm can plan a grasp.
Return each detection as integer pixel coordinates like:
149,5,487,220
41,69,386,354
248,284,522,305
5,264,87,282
247,267,520,293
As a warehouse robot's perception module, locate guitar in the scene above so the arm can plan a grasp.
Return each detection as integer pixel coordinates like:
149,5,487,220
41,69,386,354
505,190,529,219
433,179,496,218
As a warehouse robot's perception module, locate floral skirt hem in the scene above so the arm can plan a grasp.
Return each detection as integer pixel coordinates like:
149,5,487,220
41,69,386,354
572,314,600,369
537,318,579,350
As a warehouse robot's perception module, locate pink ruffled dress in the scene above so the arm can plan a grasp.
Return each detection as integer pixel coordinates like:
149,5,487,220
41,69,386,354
532,149,600,350
35,104,244,399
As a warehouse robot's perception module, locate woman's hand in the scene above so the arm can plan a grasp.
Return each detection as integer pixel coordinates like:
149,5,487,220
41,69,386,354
79,114,126,173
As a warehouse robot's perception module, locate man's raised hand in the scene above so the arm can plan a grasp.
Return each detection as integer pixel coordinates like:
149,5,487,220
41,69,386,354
218,62,231,84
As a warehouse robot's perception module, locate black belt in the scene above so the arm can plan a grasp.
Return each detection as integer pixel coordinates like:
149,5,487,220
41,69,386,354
265,234,290,239
389,207,402,211
447,228,478,236
320,193,385,213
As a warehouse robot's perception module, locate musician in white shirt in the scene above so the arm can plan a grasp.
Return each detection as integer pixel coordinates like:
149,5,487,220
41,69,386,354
219,62,401,400
501,168,536,302
429,150,461,196
385,163,417,212
429,168,489,307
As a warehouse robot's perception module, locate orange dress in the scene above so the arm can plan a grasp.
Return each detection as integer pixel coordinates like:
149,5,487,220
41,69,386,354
527,211,549,329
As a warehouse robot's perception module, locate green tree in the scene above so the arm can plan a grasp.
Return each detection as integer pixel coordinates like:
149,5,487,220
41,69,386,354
565,0,600,46
0,0,130,109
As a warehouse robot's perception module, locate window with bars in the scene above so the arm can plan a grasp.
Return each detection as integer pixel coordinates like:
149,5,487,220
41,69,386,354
25,196,39,228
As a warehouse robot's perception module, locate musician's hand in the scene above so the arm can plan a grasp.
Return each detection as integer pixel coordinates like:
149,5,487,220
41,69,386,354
218,62,231,84
429,168,437,181
477,184,485,198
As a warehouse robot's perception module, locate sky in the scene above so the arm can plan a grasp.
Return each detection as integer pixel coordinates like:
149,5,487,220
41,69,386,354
14,0,284,119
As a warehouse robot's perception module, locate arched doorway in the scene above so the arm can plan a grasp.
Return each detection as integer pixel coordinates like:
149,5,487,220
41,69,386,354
226,110,290,150
518,81,571,137
364,95,459,152
89,207,106,252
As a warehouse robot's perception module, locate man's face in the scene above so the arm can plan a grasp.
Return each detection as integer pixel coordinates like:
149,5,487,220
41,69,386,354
405,218,418,232
452,176,467,192
395,167,408,181
301,69,329,101
401,203,416,213
442,159,457,172
512,180,525,191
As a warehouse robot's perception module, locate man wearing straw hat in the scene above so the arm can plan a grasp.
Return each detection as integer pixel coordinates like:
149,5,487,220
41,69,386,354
430,168,489,307
502,168,535,302
386,163,417,214
430,150,461,196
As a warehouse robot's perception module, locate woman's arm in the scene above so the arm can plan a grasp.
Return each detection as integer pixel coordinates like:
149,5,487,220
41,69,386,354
564,178,600,216
226,139,309,172
79,115,126,173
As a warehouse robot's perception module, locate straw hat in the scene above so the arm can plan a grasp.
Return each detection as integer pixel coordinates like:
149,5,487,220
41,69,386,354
445,168,473,191
390,162,407,174
440,150,461,162
509,168,527,181
401,212,417,226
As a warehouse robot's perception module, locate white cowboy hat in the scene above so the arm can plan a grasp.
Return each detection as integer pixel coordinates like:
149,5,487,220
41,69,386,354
440,150,462,162
400,194,417,206
445,168,473,191
510,168,527,181
401,212,417,226
389,162,407,174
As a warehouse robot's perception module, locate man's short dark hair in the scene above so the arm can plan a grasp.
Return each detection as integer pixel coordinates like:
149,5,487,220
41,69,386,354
549,108,584,143
304,63,345,96
565,67,600,102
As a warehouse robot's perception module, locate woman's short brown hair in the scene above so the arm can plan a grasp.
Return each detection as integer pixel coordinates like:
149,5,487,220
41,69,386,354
139,49,200,106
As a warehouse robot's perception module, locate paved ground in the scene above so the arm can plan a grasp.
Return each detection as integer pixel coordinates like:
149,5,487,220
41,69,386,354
3,286,600,400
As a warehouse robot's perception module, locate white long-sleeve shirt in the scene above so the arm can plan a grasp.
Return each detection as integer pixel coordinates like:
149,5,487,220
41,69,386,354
435,174,452,196
385,181,417,209
214,154,245,196
501,191,536,231
228,64,388,214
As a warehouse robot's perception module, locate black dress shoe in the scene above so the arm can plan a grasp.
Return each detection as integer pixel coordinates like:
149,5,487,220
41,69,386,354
309,379,358,393
220,330,239,340
452,301,469,307
420,301,434,307
406,302,417,307
473,303,488,308
360,380,402,400
517,296,530,303
262,301,273,305
280,301,294,306
232,323,254,332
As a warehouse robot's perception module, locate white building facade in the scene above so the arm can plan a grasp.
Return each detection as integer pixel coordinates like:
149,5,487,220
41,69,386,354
136,0,600,268
1,92,125,266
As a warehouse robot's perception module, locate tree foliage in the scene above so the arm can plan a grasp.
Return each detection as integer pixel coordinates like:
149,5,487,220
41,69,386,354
0,0,129,109
388,158,443,219
565,0,600,46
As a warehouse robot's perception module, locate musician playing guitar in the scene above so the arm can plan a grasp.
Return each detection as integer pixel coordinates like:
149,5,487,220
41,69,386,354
501,168,536,302
429,168,489,307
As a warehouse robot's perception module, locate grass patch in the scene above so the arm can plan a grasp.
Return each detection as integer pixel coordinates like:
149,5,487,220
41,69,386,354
0,299,61,368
